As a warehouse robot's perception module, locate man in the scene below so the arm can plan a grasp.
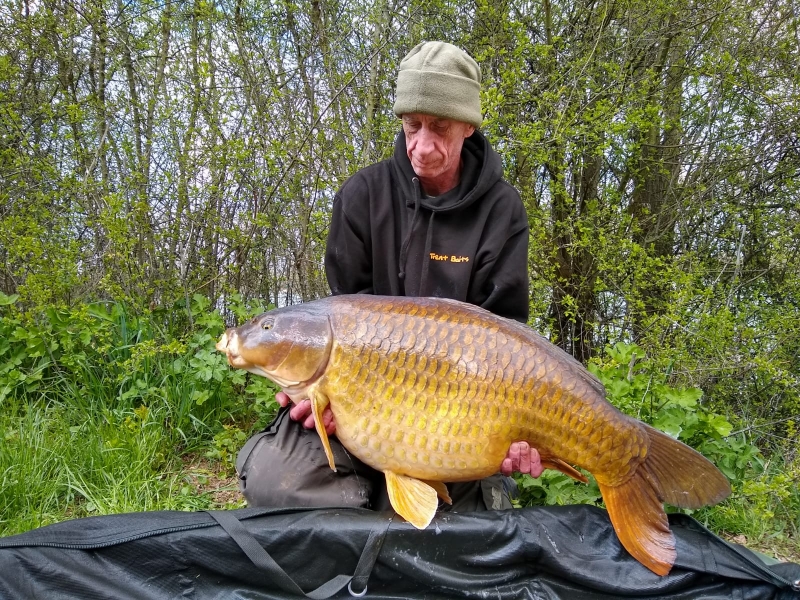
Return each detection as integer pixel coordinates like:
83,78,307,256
236,41,542,512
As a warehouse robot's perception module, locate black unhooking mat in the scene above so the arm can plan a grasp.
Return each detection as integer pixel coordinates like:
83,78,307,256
0,505,798,599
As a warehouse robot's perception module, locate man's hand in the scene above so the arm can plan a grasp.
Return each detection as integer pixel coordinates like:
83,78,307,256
501,441,543,478
277,391,336,435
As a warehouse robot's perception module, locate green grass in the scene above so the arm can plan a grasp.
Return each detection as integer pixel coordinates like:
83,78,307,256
0,374,258,536
699,461,800,563
7,405,168,531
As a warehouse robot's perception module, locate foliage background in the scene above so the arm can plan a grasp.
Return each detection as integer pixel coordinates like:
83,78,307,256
1,0,798,558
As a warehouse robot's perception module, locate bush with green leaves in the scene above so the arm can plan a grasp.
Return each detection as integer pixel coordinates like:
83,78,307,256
0,292,279,536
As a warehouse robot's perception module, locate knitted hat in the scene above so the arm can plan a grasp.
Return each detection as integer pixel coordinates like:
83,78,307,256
393,41,482,128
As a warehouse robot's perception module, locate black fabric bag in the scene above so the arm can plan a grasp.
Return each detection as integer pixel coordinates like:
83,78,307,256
1,505,798,599
236,406,377,509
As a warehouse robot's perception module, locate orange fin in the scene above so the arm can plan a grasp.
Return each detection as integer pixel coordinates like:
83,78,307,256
309,391,336,472
424,480,452,504
598,425,732,576
385,471,438,529
599,471,676,576
541,457,589,483
642,424,731,508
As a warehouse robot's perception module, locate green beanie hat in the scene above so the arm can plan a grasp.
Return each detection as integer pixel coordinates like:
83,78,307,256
393,41,482,128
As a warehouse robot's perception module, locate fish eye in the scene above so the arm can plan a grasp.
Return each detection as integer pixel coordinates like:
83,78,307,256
262,321,272,330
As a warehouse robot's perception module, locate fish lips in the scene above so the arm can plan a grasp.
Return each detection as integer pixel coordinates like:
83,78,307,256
216,330,300,387
216,331,248,368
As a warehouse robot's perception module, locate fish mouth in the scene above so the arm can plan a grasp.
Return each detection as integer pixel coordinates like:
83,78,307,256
249,368,300,389
216,330,301,388
215,331,230,353
216,331,249,369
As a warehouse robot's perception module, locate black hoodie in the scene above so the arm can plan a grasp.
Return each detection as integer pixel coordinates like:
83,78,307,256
325,130,529,323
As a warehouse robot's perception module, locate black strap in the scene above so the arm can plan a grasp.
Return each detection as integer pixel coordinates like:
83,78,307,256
346,514,391,595
208,510,389,599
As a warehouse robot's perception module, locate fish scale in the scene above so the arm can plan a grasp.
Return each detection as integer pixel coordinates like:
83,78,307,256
324,301,633,484
217,294,731,575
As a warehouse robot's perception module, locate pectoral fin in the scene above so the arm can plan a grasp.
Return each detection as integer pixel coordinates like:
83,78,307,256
309,391,336,472
385,470,438,529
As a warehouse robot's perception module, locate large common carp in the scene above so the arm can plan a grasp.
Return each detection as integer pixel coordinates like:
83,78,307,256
216,295,731,575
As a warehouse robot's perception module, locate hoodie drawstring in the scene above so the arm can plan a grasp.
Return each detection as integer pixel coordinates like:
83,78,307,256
398,177,436,297
398,177,422,282
418,212,435,296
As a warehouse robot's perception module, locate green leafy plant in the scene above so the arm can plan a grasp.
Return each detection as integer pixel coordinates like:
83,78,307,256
206,424,249,473
515,471,601,507
0,294,279,536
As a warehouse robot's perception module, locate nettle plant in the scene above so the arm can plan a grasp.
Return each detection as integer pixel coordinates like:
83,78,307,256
516,342,762,509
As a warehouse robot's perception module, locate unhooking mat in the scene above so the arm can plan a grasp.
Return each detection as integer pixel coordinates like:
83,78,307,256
0,505,798,599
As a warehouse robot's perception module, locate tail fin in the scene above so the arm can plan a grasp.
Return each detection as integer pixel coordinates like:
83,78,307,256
599,473,676,576
642,424,731,508
599,425,732,576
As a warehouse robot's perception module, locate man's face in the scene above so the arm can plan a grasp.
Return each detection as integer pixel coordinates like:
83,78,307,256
402,114,475,182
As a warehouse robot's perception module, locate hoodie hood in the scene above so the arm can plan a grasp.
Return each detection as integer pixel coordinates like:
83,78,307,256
325,126,530,323
391,129,505,212
390,128,507,295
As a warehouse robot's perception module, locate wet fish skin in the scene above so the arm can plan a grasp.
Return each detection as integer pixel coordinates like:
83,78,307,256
321,297,644,486
216,295,731,576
